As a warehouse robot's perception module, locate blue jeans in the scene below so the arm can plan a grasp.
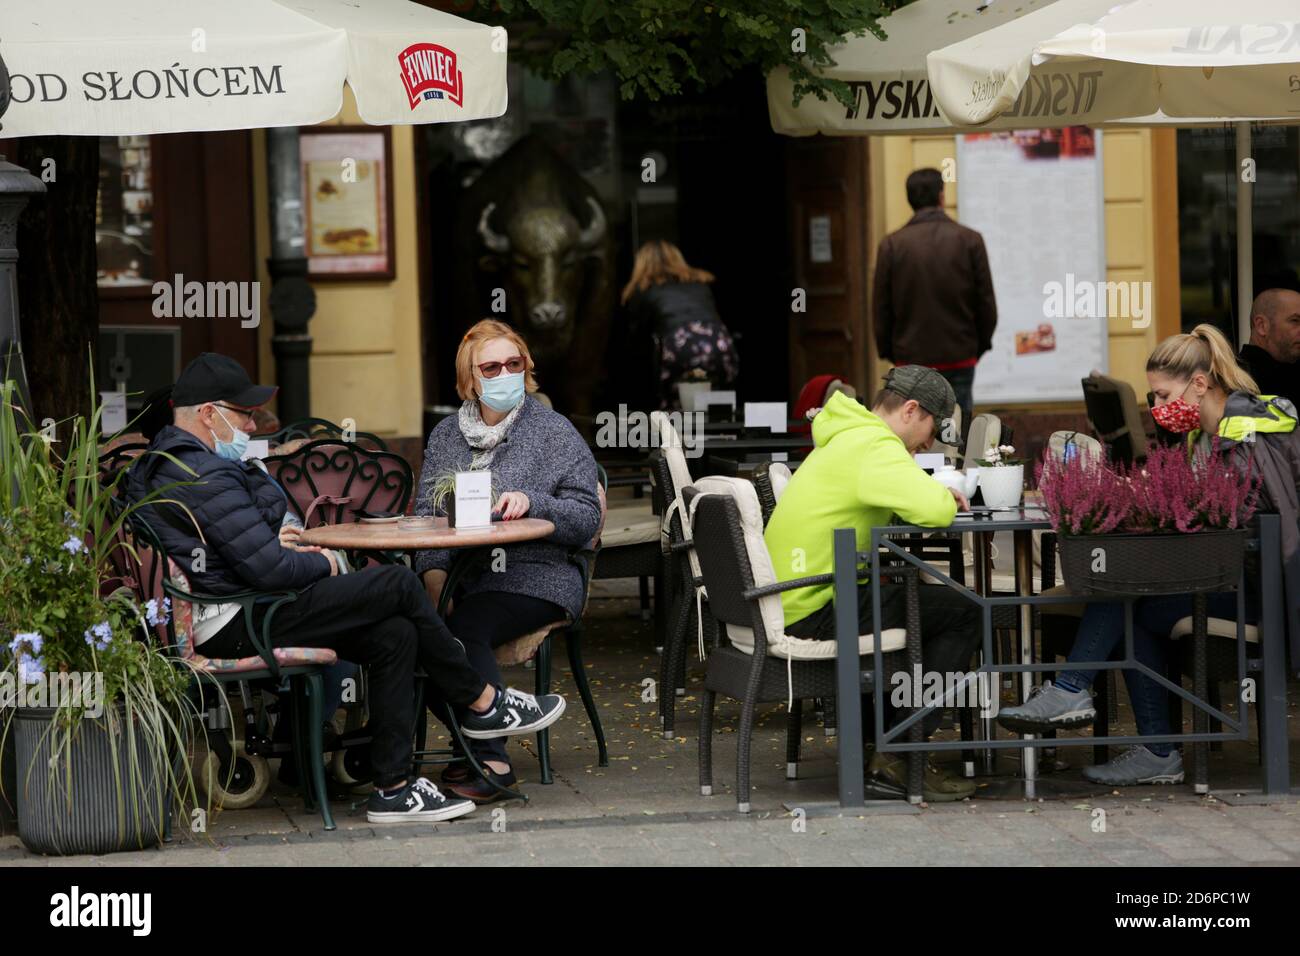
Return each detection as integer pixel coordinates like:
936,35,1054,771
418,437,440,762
1056,593,1252,757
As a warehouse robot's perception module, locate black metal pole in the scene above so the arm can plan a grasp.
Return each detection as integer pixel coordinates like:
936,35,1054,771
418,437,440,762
834,527,864,806
1257,514,1291,795
265,126,314,423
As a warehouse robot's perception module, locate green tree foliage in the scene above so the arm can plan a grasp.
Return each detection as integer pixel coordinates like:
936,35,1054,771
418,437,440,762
475,0,903,106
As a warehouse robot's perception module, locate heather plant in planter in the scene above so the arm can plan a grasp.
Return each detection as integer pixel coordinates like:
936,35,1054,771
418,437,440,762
1037,442,1259,596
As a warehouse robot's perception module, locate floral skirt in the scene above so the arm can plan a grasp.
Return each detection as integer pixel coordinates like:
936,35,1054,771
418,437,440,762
658,319,739,394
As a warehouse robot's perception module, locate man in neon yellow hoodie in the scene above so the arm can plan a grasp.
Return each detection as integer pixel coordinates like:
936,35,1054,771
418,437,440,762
764,365,980,800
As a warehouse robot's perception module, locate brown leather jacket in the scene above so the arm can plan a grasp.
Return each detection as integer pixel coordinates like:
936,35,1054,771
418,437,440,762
873,207,997,367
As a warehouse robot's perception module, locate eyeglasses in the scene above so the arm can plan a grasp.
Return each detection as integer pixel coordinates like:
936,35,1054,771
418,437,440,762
476,356,527,378
211,403,256,427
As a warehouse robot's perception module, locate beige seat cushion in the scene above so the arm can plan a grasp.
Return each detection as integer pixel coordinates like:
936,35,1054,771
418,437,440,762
601,502,659,548
1169,615,1259,644
494,621,569,666
1038,583,1086,618
725,624,907,659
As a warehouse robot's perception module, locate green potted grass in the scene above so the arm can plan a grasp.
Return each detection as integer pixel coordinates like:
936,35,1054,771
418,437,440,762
0,380,203,855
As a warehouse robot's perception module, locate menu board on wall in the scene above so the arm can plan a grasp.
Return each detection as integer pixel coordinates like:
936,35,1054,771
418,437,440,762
955,127,1107,404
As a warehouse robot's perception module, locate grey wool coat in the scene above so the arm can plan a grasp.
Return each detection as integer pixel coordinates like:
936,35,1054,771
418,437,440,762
413,395,602,622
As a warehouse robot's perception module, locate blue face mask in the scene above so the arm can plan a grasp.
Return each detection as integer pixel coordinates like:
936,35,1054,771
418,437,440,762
478,371,525,413
210,406,250,461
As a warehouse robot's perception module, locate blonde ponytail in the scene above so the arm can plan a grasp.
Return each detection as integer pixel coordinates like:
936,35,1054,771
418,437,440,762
1146,323,1258,396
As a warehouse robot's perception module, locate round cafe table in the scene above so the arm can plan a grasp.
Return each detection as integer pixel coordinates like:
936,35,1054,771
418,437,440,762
298,515,558,801
298,516,556,615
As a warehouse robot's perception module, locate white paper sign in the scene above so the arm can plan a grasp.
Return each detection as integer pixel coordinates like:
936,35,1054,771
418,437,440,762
914,453,946,471
455,471,493,529
693,390,736,413
100,391,128,435
744,402,788,433
241,439,270,461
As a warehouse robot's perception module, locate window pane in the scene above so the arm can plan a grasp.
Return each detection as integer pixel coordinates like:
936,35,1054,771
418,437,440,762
96,136,155,287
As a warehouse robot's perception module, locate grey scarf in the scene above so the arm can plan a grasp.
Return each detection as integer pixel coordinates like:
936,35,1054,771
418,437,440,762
457,397,525,470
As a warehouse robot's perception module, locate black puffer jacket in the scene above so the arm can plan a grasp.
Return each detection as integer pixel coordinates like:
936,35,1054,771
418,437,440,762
125,425,331,594
627,281,722,335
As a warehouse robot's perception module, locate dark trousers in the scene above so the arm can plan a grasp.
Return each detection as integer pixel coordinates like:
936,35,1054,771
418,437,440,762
427,590,567,765
787,582,981,738
939,367,976,441
203,564,486,788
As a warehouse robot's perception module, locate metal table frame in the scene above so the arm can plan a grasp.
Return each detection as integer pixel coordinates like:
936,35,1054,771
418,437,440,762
829,512,1292,806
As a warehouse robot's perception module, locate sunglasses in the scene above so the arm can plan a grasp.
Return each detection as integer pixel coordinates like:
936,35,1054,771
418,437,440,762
476,356,527,378
211,403,257,426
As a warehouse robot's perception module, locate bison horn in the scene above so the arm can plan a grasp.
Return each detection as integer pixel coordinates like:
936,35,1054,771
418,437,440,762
477,203,510,253
577,196,607,248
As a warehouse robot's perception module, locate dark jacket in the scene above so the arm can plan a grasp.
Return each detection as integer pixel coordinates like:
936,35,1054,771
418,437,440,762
626,281,722,337
873,207,997,367
125,425,332,594
1192,392,1300,662
1238,344,1300,409
413,396,601,622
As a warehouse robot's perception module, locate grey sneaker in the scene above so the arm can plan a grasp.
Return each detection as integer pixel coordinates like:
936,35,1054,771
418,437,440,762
997,681,1096,732
1082,746,1184,786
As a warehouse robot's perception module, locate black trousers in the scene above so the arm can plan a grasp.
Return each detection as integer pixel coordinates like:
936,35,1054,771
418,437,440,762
787,581,981,738
427,590,567,765
203,564,487,788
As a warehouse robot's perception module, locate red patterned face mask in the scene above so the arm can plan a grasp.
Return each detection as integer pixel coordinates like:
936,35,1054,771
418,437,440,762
1151,383,1202,433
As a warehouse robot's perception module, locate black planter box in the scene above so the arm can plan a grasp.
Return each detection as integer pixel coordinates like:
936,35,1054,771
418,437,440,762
1058,529,1246,596
1,720,15,834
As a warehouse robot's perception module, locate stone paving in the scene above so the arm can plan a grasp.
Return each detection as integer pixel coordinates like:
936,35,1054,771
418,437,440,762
2,595,1299,866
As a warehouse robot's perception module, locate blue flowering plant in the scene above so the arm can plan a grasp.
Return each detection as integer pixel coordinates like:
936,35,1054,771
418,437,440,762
0,378,205,838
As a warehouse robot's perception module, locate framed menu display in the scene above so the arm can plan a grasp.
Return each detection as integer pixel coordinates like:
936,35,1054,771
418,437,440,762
300,126,395,280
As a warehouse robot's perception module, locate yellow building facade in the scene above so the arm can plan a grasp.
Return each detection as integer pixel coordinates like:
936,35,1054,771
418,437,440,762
870,128,1182,413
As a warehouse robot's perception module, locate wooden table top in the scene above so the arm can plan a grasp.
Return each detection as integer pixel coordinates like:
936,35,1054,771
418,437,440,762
298,516,556,551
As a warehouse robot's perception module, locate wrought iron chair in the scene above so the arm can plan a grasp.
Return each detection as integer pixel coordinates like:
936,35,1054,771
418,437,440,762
124,509,340,830
262,439,413,528
684,476,924,812
264,417,388,452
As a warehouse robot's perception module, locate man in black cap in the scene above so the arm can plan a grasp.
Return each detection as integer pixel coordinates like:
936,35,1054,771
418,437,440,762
127,353,566,824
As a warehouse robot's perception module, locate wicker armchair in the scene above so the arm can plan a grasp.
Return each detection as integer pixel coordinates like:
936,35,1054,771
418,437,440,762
684,476,925,812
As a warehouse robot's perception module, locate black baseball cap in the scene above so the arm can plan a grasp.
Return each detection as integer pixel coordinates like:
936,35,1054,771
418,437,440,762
171,353,277,409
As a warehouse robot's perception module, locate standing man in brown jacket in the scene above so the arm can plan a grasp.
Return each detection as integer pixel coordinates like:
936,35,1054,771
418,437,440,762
873,168,997,437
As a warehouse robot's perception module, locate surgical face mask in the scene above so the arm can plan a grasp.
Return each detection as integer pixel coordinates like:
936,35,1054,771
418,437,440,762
210,406,250,461
478,371,525,413
1150,380,1202,434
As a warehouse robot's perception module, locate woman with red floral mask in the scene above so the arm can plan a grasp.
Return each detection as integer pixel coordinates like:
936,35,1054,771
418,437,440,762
999,324,1300,787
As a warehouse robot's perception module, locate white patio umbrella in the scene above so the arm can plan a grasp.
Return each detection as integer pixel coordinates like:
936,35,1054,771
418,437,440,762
927,0,1300,341
0,0,508,137
765,0,1197,136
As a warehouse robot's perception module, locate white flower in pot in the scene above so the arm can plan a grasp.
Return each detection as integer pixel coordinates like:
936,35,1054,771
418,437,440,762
975,444,1025,508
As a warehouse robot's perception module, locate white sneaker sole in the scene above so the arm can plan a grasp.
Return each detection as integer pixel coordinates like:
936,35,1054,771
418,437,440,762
367,799,476,824
998,707,1096,732
1083,770,1185,786
462,696,567,739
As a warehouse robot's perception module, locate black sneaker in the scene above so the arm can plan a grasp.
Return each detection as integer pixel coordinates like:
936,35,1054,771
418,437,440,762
461,687,566,739
366,777,476,824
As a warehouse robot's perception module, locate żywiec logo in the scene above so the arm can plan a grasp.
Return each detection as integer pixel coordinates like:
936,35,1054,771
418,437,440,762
399,43,463,110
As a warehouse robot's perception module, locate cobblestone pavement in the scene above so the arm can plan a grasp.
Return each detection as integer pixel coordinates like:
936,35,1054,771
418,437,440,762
3,596,1299,866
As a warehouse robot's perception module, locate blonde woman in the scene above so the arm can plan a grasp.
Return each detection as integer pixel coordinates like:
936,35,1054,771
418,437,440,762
1000,325,1300,785
621,240,738,408
415,319,601,802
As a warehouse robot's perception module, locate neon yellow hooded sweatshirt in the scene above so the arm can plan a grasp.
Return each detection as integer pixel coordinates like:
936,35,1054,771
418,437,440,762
763,391,958,628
